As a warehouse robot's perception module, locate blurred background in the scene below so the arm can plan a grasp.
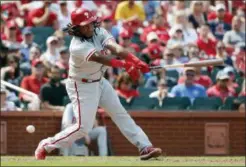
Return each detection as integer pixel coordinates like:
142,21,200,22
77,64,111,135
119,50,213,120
0,0,245,157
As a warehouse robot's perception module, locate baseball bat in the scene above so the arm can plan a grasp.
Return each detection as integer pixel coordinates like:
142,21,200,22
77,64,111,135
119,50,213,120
150,59,224,70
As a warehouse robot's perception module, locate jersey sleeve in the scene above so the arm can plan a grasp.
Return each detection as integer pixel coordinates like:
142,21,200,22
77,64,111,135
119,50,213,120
97,28,115,48
70,38,97,62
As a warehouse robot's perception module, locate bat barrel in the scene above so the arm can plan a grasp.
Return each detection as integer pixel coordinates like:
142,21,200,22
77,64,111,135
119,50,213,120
184,59,224,67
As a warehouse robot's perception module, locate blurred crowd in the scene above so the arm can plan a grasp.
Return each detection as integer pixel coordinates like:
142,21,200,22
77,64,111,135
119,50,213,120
1,0,246,112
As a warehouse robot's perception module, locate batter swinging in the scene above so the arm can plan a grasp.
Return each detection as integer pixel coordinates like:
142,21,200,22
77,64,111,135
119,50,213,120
35,8,162,160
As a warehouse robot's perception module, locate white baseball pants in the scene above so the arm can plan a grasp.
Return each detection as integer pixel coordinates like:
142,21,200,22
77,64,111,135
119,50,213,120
41,78,152,153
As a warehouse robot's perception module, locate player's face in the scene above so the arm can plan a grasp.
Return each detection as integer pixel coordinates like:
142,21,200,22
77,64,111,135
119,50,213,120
79,23,94,38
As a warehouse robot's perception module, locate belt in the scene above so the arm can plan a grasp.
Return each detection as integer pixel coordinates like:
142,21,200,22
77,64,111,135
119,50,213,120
69,76,101,83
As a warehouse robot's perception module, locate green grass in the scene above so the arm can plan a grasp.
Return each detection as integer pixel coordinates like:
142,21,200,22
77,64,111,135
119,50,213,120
1,156,245,166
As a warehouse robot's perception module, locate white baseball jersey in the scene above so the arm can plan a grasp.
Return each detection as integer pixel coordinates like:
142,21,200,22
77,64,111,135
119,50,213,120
69,27,115,80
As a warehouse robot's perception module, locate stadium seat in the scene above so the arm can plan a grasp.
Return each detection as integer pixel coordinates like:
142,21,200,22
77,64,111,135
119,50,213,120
220,97,236,110
155,97,191,110
63,96,71,106
129,96,155,110
221,96,246,111
118,96,131,110
190,97,223,111
138,87,156,97
31,27,55,51
165,70,179,87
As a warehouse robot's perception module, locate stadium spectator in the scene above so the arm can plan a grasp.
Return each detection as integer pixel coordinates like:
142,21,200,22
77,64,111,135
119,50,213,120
223,66,239,92
0,88,17,112
0,40,9,68
187,44,202,61
119,29,140,55
121,16,142,43
178,62,212,89
234,42,246,74
208,4,231,40
41,36,60,67
239,79,246,97
20,27,38,63
141,13,169,45
1,55,22,87
114,0,145,21
167,24,191,49
141,43,162,65
171,67,207,102
40,65,67,111
53,30,66,49
207,70,236,101
196,24,217,58
235,7,245,33
174,11,198,45
57,1,71,29
207,3,233,25
116,73,139,102
171,44,189,63
146,32,159,45
159,48,182,74
101,15,119,42
167,0,189,26
140,1,159,21
20,59,48,102
223,16,245,50
27,1,58,29
215,41,233,67
144,70,165,89
188,1,207,29
1,20,22,43
60,103,108,156
56,46,69,79
20,46,42,76
149,79,173,106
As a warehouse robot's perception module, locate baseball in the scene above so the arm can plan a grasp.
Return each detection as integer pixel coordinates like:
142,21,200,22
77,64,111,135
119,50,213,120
26,125,35,133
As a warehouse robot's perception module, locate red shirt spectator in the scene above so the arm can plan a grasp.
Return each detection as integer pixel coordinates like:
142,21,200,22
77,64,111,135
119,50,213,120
20,60,48,101
178,75,212,88
141,13,169,44
142,43,163,60
208,3,233,25
235,46,246,74
116,89,139,99
207,71,236,101
197,37,217,57
1,20,23,43
196,24,217,57
116,72,139,100
119,29,140,54
27,2,58,28
207,85,236,101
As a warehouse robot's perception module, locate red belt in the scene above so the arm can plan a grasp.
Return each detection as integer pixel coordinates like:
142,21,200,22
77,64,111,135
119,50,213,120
69,76,101,83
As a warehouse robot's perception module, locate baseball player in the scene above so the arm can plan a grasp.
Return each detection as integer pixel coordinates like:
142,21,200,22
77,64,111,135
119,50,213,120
35,8,162,160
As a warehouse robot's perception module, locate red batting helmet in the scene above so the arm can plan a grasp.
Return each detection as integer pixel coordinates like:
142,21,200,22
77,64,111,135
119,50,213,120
71,8,97,26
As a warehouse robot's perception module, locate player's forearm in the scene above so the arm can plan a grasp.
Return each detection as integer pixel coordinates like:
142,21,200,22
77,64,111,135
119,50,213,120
88,52,125,68
106,41,140,63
